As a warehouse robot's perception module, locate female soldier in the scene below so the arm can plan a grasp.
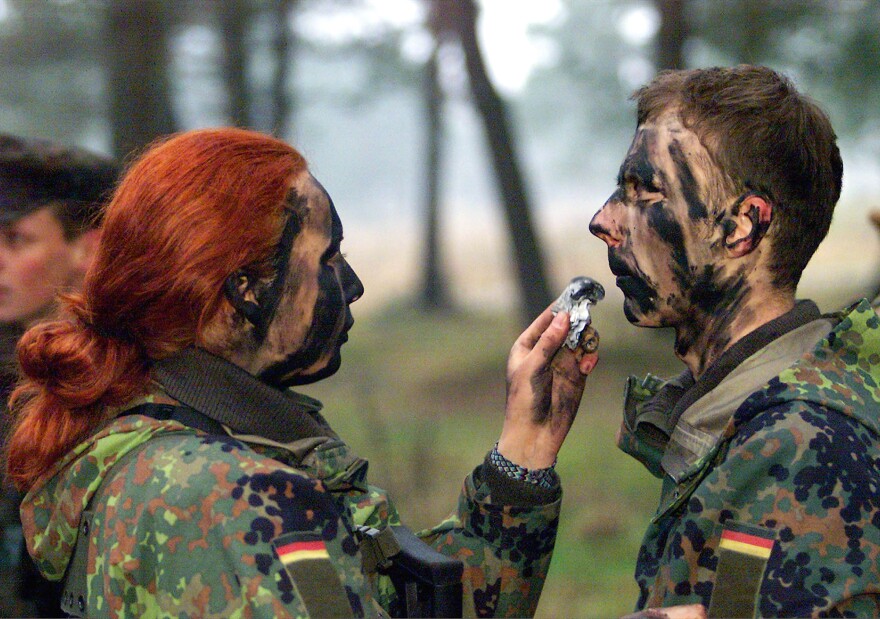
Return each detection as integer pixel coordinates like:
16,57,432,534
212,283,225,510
5,128,596,618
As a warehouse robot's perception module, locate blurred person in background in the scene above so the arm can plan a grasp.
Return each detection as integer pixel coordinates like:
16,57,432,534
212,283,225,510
4,127,597,618
0,135,118,618
590,65,879,618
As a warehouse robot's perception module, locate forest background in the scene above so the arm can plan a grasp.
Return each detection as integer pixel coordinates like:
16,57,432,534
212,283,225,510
3,1,880,616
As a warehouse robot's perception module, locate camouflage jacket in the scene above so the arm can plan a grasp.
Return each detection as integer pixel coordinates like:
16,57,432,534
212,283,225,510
20,346,560,618
618,299,880,617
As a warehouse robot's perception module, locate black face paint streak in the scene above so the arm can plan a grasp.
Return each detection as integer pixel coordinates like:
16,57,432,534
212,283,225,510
674,265,751,368
646,202,690,276
259,263,346,388
667,141,709,221
721,218,737,239
258,197,354,389
690,265,749,315
223,194,304,342
608,248,657,320
617,136,662,195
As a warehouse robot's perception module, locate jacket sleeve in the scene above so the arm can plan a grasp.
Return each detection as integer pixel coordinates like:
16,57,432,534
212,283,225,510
649,401,880,616
418,451,562,618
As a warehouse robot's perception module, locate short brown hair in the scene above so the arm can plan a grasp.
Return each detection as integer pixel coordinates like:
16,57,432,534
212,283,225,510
634,65,843,292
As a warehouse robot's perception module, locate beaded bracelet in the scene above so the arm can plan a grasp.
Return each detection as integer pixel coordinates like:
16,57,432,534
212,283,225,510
489,442,557,489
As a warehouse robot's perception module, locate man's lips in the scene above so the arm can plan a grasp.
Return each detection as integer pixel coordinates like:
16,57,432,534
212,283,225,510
607,252,633,278
340,316,354,344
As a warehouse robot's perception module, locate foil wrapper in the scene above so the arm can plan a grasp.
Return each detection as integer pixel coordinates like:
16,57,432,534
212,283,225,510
552,276,605,350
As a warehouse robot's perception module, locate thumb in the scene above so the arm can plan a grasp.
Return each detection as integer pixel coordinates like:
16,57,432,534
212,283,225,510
535,312,569,360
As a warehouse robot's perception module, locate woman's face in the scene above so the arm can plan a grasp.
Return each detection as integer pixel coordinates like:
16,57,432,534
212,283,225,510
255,173,363,388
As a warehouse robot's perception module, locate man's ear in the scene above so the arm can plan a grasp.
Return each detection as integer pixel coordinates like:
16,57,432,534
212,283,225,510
723,194,772,257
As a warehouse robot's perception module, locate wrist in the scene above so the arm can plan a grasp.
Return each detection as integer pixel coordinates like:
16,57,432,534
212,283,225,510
490,442,556,489
496,432,558,469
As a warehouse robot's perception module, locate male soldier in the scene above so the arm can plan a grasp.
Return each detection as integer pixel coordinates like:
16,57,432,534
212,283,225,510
590,65,879,617
0,135,118,617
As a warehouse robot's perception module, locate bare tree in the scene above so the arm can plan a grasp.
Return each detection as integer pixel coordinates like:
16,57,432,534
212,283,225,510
219,0,253,128
443,0,552,322
419,5,452,311
269,0,298,138
655,0,689,70
105,0,177,160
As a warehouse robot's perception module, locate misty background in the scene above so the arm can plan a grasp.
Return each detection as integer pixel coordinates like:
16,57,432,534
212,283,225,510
3,0,880,320
3,1,880,616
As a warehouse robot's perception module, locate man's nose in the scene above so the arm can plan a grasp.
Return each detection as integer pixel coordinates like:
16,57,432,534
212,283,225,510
589,205,620,248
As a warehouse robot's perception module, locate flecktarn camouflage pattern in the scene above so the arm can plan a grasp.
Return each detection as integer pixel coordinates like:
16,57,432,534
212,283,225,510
621,300,880,617
21,399,560,618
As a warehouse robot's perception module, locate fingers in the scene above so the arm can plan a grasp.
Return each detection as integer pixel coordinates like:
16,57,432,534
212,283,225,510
536,312,570,359
579,351,599,375
513,307,557,353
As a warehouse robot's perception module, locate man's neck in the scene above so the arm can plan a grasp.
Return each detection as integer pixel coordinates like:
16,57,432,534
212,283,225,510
674,291,796,379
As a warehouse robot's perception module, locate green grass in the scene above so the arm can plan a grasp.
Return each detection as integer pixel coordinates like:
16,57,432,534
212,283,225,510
299,301,681,619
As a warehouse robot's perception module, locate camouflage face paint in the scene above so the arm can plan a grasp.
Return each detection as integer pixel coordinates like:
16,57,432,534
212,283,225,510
257,176,363,388
668,141,709,221
591,110,762,374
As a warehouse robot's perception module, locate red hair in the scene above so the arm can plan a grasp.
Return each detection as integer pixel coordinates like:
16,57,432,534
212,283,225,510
5,128,307,490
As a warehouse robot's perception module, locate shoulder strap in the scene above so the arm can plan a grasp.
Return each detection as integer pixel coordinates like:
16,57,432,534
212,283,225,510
120,403,227,436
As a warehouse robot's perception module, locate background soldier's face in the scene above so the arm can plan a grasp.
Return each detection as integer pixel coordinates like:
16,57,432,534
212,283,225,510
589,110,741,328
256,173,363,388
0,206,91,326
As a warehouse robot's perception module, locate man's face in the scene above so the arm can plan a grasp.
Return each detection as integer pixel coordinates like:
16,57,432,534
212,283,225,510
256,173,364,388
589,110,742,328
0,206,88,325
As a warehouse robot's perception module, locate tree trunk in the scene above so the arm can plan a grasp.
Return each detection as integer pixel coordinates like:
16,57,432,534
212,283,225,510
656,0,688,70
419,44,452,310
451,0,552,323
270,0,297,138
105,0,177,160
219,0,252,127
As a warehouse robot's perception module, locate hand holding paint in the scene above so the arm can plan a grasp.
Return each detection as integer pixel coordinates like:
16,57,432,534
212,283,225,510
497,298,599,471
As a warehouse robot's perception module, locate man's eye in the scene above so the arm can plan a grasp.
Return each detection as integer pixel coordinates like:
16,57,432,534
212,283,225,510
1,231,23,246
629,180,663,203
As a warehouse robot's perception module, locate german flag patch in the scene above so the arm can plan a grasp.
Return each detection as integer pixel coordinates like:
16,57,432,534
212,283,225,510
271,532,354,617
276,538,332,563
718,526,775,559
708,521,776,619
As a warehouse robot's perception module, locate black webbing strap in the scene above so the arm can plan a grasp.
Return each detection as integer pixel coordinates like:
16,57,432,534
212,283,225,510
119,403,227,436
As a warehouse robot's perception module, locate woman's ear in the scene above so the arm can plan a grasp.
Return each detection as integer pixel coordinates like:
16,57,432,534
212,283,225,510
724,194,772,257
223,270,267,337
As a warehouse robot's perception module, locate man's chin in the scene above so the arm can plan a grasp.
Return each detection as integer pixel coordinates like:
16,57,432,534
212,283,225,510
622,299,661,328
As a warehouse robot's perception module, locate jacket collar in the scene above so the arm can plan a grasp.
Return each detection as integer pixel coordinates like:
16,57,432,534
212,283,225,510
151,345,335,444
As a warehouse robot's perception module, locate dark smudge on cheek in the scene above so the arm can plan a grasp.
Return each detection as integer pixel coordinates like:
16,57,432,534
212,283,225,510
609,247,659,319
668,141,708,221
258,265,346,387
646,202,690,276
